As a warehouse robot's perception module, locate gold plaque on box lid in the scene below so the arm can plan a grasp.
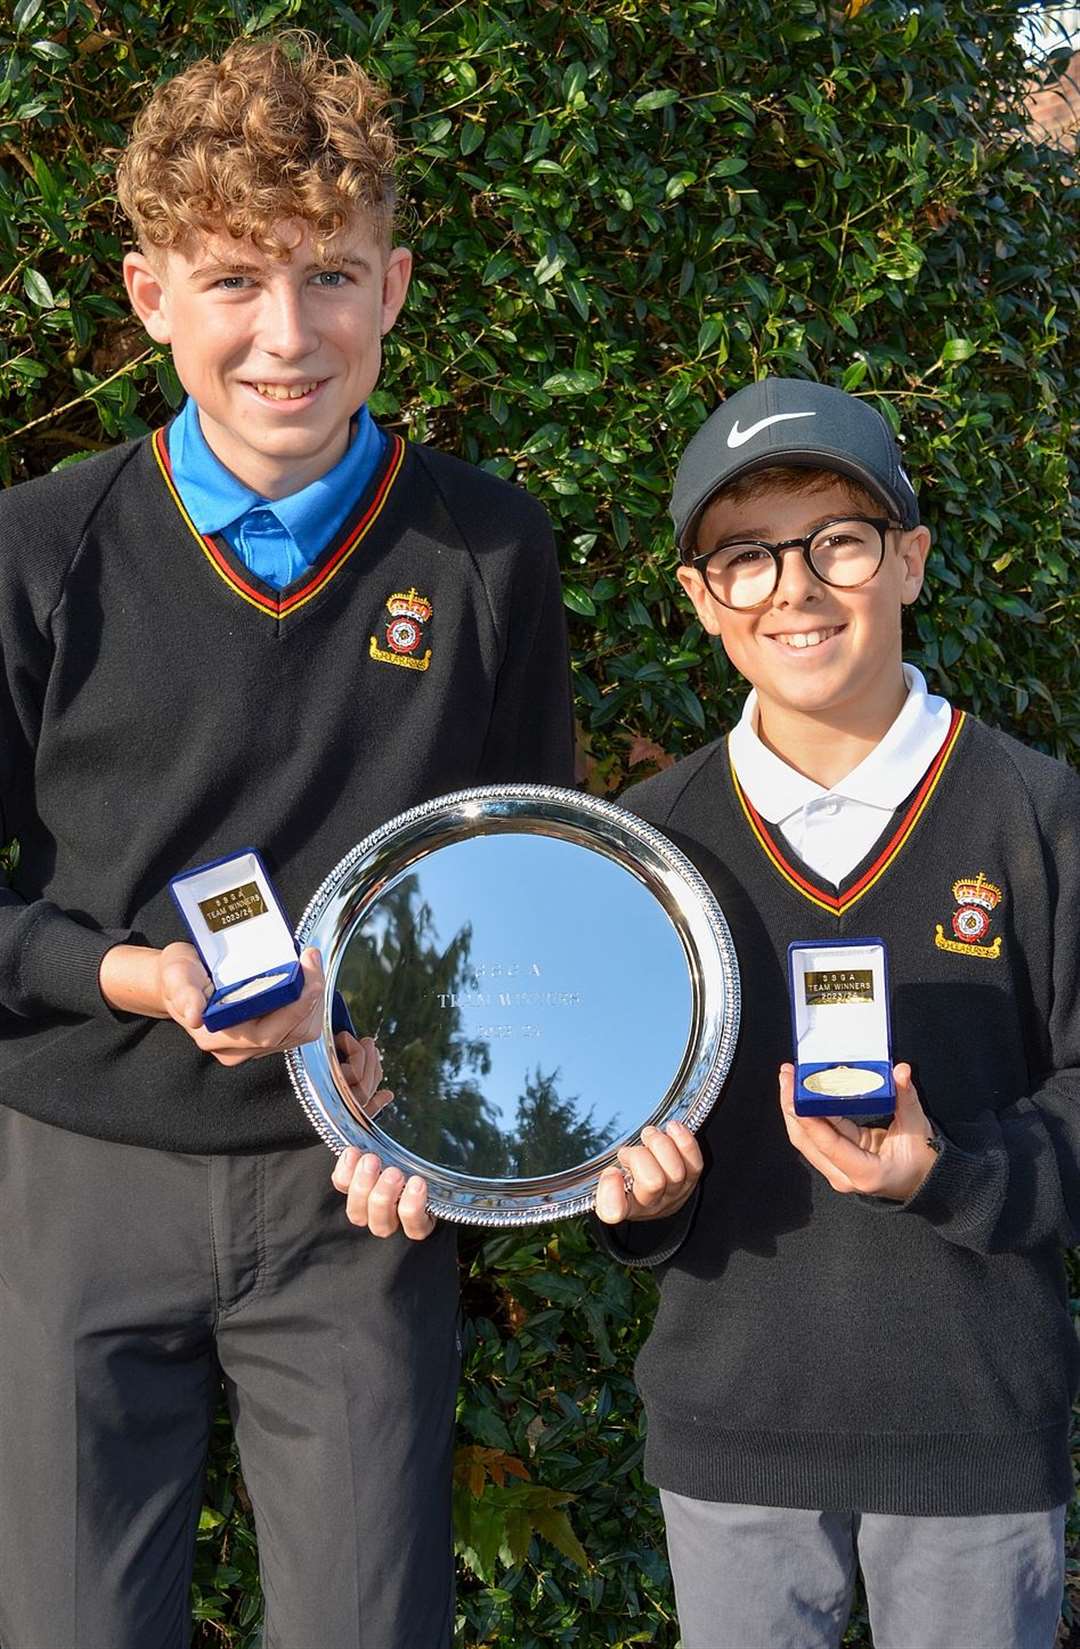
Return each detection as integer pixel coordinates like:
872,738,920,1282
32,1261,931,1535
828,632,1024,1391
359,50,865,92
198,881,267,933
804,968,874,1007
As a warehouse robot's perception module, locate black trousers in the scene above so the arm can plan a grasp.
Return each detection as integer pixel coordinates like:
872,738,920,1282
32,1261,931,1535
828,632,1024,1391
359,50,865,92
0,1104,459,1649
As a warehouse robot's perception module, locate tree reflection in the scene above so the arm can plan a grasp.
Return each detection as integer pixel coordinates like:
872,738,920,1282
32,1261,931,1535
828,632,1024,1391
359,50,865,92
336,877,618,1179
336,875,508,1176
508,1067,617,1177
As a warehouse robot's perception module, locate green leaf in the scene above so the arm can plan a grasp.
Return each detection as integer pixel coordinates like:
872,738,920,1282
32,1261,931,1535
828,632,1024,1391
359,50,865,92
534,248,567,285
463,1404,513,1451
665,170,696,201
542,369,603,396
563,274,591,322
742,272,771,306
155,357,184,409
22,268,55,308
481,251,517,286
502,1507,534,1568
563,584,597,616
32,153,61,209
941,337,977,364
563,61,588,102
6,357,49,380
712,155,748,177
634,88,679,111
13,0,44,30
696,316,725,355
531,1506,589,1569
841,359,868,391
450,59,478,94
460,120,485,156
519,423,564,457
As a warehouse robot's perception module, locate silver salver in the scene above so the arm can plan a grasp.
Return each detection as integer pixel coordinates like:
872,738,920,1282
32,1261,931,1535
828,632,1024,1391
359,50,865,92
286,785,740,1226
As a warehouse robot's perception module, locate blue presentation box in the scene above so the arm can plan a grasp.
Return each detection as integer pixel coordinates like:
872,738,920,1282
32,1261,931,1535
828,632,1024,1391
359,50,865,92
169,849,303,1032
788,938,895,1119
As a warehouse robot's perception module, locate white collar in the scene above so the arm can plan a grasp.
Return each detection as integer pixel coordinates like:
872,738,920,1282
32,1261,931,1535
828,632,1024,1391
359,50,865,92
729,665,953,825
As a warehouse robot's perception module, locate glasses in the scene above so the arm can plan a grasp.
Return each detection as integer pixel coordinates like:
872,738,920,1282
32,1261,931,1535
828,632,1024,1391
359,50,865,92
686,517,899,611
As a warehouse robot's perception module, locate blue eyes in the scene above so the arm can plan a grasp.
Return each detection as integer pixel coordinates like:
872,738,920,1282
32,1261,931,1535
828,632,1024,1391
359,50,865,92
214,271,351,291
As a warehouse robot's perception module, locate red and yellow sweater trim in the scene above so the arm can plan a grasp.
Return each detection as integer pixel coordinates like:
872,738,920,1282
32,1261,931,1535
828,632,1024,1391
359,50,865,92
731,707,966,917
151,427,406,619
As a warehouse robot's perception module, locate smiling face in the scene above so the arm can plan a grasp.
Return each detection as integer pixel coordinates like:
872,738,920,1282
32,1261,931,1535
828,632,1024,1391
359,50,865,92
677,473,931,754
123,216,411,498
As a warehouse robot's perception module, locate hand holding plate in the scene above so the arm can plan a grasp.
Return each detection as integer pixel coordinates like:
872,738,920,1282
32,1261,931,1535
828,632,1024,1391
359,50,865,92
594,1122,703,1223
331,1149,435,1241
287,785,740,1225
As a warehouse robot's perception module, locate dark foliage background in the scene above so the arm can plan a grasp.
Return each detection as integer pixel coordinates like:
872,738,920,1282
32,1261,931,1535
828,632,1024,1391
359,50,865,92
2,0,1078,1643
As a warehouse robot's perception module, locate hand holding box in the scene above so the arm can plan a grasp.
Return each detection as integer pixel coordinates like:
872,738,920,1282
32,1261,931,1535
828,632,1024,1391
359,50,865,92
169,850,303,1032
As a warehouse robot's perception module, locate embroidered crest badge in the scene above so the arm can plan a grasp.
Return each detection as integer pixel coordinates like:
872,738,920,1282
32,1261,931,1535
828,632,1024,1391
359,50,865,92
369,588,432,673
934,872,1003,959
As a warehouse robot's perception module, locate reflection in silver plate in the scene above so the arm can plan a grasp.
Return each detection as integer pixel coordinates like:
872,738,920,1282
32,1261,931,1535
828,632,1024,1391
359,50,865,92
286,785,740,1226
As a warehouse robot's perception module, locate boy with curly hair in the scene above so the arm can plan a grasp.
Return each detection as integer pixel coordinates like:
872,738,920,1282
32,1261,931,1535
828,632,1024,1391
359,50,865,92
0,35,572,1649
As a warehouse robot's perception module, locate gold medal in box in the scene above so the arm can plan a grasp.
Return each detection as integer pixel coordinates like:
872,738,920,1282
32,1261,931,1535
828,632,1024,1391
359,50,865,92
169,850,303,1031
787,940,895,1117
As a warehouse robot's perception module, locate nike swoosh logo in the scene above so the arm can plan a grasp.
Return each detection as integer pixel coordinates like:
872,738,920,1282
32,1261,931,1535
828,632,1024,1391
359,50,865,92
726,411,816,449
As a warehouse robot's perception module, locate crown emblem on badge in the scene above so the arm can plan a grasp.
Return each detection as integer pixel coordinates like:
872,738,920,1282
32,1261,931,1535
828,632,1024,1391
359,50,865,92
950,873,1002,912
386,588,433,625
934,869,1003,960
370,586,433,673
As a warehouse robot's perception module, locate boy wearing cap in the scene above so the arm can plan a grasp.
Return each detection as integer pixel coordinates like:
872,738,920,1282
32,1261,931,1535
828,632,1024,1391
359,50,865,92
0,36,572,1649
595,378,1077,1649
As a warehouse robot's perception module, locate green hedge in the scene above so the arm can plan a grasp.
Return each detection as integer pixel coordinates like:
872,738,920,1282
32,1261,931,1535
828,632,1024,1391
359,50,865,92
3,0,1078,1643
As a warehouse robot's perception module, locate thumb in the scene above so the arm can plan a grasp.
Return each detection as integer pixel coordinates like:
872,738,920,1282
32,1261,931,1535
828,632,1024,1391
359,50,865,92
892,1062,926,1129
170,970,211,1028
179,990,208,1029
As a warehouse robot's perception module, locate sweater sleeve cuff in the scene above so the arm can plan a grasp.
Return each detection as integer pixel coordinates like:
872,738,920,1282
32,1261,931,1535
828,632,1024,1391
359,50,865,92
856,1127,1008,1249
591,1187,699,1268
9,903,133,1019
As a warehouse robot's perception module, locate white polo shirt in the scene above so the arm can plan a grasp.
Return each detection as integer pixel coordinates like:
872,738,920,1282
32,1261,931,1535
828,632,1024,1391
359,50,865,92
728,664,954,886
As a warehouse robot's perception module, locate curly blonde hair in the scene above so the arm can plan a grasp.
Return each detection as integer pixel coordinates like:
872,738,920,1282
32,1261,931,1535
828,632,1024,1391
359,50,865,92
116,34,398,259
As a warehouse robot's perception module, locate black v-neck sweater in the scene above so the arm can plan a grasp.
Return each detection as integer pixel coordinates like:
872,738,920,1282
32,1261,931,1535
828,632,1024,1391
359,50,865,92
602,718,1080,1515
0,429,573,1152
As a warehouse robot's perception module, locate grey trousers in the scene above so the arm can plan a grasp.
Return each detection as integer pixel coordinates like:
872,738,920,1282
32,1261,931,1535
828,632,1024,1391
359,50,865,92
660,1490,1066,1649
0,1104,459,1649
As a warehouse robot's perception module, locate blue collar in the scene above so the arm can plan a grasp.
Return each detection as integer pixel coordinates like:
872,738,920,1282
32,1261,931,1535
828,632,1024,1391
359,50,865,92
168,396,386,567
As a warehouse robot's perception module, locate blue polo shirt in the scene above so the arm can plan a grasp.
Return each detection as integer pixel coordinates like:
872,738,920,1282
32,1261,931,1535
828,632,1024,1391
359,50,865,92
168,397,387,590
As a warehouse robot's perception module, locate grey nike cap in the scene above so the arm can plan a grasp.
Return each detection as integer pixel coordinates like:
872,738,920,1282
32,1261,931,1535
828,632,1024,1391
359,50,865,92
671,377,920,556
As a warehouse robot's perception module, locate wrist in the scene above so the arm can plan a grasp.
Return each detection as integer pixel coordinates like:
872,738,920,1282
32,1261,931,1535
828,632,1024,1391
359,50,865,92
98,943,167,1018
882,1137,938,1203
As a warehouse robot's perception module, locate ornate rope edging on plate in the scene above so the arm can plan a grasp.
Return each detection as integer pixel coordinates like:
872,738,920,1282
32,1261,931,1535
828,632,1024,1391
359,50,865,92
284,784,741,1227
